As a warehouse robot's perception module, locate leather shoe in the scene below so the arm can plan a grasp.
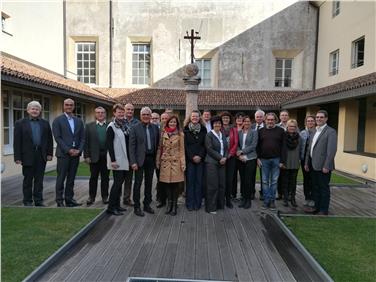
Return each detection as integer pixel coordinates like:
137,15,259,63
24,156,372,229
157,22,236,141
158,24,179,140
144,206,155,214
226,202,233,209
156,202,166,208
35,202,46,207
57,202,65,207
304,207,318,214
134,208,145,217
86,198,95,206
107,209,123,216
118,206,127,212
317,211,328,216
123,199,134,206
243,200,251,209
66,201,82,207
102,197,109,204
24,202,33,207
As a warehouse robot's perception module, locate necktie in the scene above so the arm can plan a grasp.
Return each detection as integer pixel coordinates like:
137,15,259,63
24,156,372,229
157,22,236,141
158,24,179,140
146,126,151,150
257,125,260,130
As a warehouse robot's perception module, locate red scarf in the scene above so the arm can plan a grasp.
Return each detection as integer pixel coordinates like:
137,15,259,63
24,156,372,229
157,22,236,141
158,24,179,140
164,126,177,134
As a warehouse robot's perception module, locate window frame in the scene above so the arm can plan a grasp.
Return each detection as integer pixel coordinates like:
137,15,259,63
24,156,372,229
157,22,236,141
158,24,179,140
73,101,87,123
75,41,97,84
329,49,339,76
275,58,292,88
2,89,51,155
132,43,151,85
332,1,340,18
195,58,212,88
351,36,365,69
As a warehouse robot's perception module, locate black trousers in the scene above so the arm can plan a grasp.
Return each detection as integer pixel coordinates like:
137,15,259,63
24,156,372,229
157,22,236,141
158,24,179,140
133,155,155,208
239,159,257,200
312,170,331,213
277,169,283,197
232,159,241,198
206,163,226,212
89,153,109,200
55,156,80,204
225,156,237,203
22,149,46,205
109,170,127,211
280,169,298,201
123,170,133,201
301,160,313,201
163,182,181,203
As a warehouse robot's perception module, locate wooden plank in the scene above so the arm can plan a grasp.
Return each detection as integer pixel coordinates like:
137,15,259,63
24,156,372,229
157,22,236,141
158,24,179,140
206,213,224,281
194,210,210,280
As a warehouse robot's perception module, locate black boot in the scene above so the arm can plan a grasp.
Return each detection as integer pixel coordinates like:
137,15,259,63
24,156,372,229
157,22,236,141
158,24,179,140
170,201,177,216
238,198,246,208
291,197,297,207
165,201,173,214
243,199,251,209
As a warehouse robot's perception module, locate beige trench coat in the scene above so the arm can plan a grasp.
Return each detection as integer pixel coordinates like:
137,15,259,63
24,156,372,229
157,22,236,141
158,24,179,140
156,131,185,183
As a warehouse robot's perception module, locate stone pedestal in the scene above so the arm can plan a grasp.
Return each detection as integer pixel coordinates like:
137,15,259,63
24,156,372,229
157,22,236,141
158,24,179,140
183,63,201,119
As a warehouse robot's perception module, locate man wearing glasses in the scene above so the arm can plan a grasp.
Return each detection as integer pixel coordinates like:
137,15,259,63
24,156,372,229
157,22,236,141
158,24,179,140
305,110,337,215
52,98,85,207
129,107,160,216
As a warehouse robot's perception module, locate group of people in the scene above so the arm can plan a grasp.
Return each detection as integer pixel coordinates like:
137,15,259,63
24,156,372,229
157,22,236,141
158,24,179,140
14,98,337,216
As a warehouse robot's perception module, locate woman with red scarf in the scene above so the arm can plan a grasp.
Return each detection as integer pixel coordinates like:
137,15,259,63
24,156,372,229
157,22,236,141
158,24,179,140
156,115,185,216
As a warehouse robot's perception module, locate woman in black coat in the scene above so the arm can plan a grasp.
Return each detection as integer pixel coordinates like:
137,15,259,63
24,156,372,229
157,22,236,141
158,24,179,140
184,110,207,211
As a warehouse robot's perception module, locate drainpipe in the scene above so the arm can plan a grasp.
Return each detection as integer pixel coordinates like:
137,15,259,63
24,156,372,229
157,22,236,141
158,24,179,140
63,0,67,78
312,2,320,90
109,0,113,88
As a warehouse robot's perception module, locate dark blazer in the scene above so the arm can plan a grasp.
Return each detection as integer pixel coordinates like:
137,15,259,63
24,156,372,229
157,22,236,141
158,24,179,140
184,125,207,163
84,121,107,163
14,117,53,165
52,114,85,157
305,125,337,171
129,122,159,167
205,131,228,164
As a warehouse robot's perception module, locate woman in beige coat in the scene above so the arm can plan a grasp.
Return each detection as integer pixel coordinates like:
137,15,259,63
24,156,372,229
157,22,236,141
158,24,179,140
156,115,185,216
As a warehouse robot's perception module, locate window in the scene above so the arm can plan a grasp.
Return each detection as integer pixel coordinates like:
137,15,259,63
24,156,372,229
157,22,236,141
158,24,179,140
195,59,211,88
2,12,11,34
332,1,340,17
74,101,86,123
76,42,96,84
275,58,292,87
352,37,365,68
132,43,150,85
329,49,339,76
2,89,51,154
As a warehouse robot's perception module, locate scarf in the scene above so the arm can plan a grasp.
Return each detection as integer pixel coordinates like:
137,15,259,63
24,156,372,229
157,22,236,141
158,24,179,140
113,118,130,136
222,125,231,137
286,132,300,150
188,122,201,134
165,126,178,137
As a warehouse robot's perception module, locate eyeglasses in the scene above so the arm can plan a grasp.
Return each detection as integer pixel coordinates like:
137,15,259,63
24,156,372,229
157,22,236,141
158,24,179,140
316,116,325,119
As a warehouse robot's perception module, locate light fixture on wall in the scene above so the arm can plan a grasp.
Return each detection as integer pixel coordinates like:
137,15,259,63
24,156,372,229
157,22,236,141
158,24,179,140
361,164,368,173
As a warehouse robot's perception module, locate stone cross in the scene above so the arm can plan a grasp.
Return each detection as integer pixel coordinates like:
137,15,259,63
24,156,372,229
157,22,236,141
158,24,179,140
184,29,201,64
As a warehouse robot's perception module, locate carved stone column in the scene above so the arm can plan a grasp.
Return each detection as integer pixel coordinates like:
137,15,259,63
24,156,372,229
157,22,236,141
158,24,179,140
183,63,201,120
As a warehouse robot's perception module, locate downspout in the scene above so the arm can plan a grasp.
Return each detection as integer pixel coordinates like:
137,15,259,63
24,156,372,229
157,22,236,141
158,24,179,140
312,3,320,90
63,0,67,77
109,0,113,88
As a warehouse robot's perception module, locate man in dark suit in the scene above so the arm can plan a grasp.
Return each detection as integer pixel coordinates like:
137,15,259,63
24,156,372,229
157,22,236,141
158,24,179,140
305,110,337,215
129,107,159,217
84,106,109,205
52,98,85,207
14,101,53,206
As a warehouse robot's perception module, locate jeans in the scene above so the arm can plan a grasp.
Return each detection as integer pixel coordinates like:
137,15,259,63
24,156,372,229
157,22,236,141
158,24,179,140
186,161,204,209
260,158,280,205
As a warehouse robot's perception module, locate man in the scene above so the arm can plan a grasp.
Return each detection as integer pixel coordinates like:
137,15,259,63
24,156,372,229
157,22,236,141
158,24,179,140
257,112,285,210
84,106,109,205
52,98,85,207
276,109,289,199
305,110,337,215
151,112,160,128
252,109,265,201
129,107,160,217
202,109,212,132
123,103,140,206
160,112,170,129
278,110,289,130
14,101,53,206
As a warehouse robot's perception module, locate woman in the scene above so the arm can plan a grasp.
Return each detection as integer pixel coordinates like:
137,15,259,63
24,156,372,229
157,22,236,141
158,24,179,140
232,112,244,199
184,110,207,211
280,119,302,207
300,115,316,207
106,104,130,216
221,111,239,208
205,116,228,214
236,116,258,209
156,115,185,216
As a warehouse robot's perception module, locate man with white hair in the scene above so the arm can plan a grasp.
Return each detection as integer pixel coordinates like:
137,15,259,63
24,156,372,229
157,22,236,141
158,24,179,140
252,109,265,200
14,101,53,206
129,107,160,216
